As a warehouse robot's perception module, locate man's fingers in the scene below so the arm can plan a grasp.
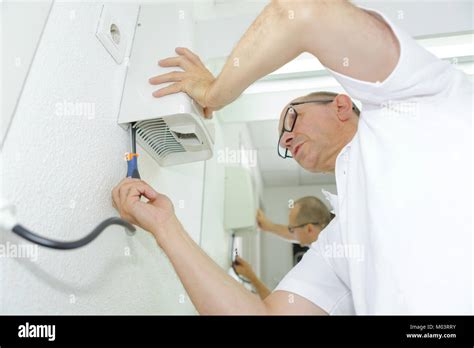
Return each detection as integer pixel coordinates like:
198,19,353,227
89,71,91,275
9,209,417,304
112,189,118,209
140,186,158,201
158,57,180,67
148,71,184,85
175,47,203,67
112,178,135,209
119,184,133,208
203,107,214,119
113,179,140,208
152,83,182,98
158,56,191,70
118,181,158,206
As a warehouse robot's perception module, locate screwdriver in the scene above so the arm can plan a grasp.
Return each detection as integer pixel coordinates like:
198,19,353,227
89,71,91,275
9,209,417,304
126,123,140,179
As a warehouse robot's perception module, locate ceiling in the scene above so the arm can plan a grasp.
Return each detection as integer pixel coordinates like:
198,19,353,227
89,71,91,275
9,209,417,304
246,119,336,187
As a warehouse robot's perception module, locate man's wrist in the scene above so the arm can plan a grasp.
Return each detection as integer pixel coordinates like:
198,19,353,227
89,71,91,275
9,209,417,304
247,272,258,283
205,79,226,110
152,214,183,247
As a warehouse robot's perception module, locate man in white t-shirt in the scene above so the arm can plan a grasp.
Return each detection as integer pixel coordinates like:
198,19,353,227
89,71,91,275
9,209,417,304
233,196,335,300
112,1,472,314
256,195,334,247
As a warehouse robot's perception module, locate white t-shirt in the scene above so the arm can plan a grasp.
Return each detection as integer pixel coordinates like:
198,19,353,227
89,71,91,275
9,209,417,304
274,8,472,314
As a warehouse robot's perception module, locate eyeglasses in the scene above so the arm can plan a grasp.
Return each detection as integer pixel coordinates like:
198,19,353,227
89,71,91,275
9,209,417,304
288,222,320,234
277,99,358,159
278,99,334,159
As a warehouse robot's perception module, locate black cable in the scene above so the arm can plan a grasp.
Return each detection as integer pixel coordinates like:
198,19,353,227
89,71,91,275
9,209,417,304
6,123,139,250
11,217,136,250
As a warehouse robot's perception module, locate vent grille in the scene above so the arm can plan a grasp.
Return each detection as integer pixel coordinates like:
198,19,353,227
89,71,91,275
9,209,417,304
135,118,185,161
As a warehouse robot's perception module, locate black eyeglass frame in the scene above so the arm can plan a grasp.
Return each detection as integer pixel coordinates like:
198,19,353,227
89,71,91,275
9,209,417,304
288,222,320,234
277,99,357,159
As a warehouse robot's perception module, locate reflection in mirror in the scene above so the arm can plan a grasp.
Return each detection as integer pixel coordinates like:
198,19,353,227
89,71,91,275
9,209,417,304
200,115,337,298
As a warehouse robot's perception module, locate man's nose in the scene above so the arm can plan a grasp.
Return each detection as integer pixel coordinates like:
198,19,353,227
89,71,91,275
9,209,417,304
279,131,294,149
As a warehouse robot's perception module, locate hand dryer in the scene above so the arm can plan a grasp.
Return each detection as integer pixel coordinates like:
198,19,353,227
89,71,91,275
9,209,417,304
118,3,214,166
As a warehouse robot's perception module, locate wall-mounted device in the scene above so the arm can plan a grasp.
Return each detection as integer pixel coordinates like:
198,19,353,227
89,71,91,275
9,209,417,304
224,166,256,230
118,3,214,166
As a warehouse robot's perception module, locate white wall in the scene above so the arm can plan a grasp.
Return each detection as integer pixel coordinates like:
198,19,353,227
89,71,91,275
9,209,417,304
0,2,226,314
1,0,53,146
261,184,337,290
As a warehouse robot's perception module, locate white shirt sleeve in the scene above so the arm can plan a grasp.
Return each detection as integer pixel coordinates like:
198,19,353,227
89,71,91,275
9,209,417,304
326,8,455,106
273,219,355,315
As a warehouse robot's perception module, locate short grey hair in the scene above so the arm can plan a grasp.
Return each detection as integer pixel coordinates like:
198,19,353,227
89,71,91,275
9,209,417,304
294,196,333,229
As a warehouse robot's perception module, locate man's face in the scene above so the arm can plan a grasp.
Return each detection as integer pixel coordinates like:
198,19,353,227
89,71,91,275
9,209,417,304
278,95,357,172
288,204,314,246
278,98,346,173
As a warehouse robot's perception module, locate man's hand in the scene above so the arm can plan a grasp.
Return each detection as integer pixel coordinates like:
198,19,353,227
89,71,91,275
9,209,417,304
111,178,176,238
149,47,218,118
256,209,274,231
111,179,324,314
233,255,257,281
256,208,296,241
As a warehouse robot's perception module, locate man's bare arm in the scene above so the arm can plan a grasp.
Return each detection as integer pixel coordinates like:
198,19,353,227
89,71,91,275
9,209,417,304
112,179,327,315
264,290,328,315
256,209,295,241
233,255,272,299
267,223,295,241
158,217,325,314
206,0,400,108
151,1,399,112
251,276,272,300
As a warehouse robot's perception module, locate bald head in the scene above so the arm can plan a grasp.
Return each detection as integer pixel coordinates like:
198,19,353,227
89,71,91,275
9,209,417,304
292,91,360,116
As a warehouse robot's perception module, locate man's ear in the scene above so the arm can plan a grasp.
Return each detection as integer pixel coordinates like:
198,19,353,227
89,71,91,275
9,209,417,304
334,94,353,122
307,223,321,236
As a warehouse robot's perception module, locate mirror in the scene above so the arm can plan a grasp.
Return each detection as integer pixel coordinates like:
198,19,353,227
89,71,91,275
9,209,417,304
199,56,342,297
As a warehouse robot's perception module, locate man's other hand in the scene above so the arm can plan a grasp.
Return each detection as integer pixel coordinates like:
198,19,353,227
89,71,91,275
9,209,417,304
256,208,273,231
233,255,256,281
149,47,218,118
112,178,176,237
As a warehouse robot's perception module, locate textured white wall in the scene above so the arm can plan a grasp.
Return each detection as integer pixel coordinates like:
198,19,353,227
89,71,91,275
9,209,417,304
0,2,212,314
261,184,337,290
